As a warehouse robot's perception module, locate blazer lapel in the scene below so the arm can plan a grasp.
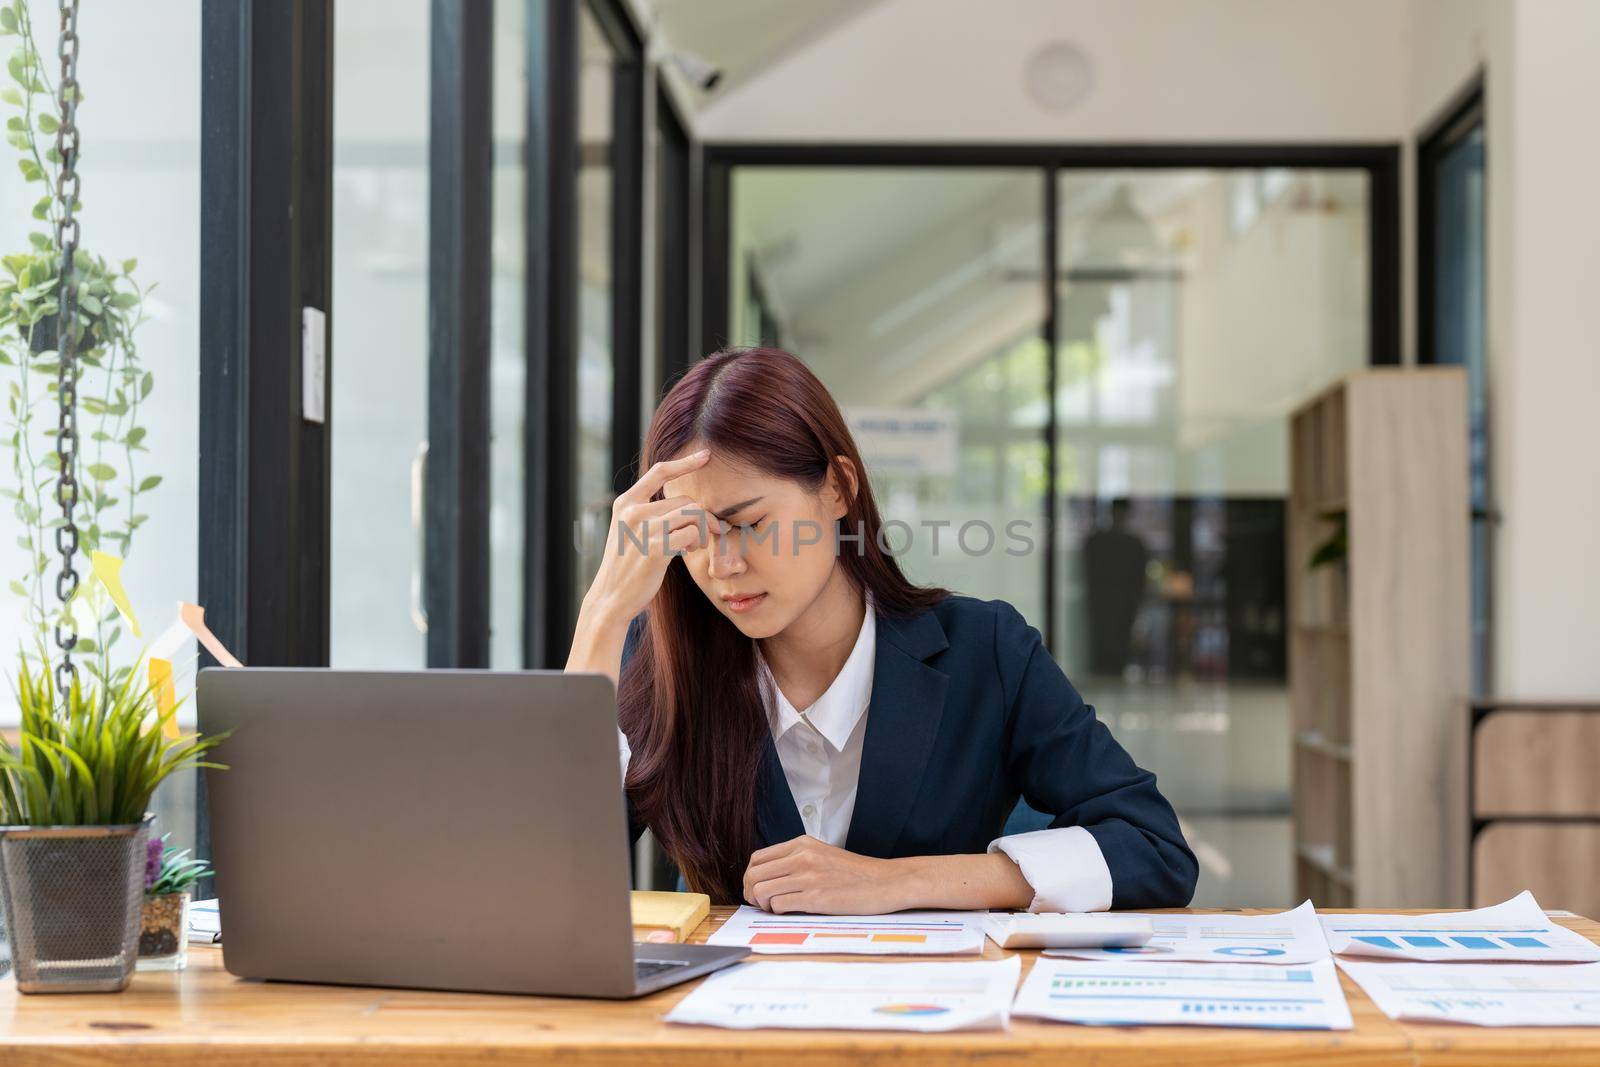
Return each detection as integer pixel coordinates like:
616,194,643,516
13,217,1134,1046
844,606,950,858
754,731,806,846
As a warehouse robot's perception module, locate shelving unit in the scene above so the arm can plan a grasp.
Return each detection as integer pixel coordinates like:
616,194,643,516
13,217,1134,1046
1288,368,1469,907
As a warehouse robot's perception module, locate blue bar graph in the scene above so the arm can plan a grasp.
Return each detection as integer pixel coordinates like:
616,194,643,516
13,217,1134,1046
1451,936,1498,950
1354,936,1400,949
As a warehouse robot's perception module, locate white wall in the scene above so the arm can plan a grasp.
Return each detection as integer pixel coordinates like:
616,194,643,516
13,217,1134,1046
699,0,1409,143
1482,1,1600,697
1404,0,1600,697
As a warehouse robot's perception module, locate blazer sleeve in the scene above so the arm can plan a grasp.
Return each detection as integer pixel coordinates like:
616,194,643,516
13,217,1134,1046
619,612,648,845
995,601,1199,908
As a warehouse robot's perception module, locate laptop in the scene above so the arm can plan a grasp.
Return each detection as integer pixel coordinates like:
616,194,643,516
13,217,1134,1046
198,667,748,998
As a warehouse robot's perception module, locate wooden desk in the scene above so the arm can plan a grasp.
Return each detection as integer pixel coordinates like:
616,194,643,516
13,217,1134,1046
4,907,1600,1065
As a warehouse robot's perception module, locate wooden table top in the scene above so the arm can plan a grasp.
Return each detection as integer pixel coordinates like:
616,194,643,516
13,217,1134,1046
4,907,1600,1065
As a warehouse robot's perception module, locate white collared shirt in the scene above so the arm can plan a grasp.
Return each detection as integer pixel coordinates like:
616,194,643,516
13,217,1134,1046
617,606,1115,912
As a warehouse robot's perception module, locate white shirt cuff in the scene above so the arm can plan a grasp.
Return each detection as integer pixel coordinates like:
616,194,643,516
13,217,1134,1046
988,826,1115,912
618,728,632,781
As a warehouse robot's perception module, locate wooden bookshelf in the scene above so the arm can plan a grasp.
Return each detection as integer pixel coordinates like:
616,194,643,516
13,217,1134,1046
1288,368,1470,907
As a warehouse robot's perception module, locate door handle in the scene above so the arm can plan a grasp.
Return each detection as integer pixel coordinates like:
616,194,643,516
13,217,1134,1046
409,440,429,634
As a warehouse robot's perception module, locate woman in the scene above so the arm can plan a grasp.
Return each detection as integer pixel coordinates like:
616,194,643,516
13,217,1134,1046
566,348,1196,914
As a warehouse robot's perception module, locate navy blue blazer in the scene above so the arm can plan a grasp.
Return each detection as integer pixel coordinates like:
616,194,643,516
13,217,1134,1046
621,594,1197,909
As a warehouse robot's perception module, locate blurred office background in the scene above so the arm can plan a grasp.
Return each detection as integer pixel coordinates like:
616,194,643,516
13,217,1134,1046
0,0,1593,909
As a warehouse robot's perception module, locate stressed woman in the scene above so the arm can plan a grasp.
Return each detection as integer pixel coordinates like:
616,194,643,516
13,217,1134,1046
565,348,1197,915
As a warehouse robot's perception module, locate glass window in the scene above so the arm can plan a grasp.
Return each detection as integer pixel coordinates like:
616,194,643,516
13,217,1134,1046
491,0,527,668
0,2,202,847
1054,169,1369,907
573,3,616,614
328,0,430,668
730,168,1050,629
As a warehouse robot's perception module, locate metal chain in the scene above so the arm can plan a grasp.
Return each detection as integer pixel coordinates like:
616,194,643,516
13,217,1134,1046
50,0,82,697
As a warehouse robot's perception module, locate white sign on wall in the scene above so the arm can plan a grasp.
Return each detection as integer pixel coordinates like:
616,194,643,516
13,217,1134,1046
844,407,960,477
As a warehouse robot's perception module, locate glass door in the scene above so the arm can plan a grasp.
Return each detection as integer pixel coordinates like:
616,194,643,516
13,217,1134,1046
329,0,431,667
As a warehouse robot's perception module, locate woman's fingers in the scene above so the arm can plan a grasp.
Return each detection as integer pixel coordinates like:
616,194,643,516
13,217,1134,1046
664,523,707,556
767,891,817,915
751,873,812,912
748,835,809,868
621,448,711,504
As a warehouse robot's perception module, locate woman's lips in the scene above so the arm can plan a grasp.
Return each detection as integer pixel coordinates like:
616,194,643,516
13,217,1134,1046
723,593,767,614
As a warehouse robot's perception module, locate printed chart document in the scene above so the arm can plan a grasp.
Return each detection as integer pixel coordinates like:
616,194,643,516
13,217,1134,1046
1043,901,1330,964
1322,891,1600,962
706,906,985,955
666,957,1021,1031
1339,960,1600,1027
1014,958,1354,1031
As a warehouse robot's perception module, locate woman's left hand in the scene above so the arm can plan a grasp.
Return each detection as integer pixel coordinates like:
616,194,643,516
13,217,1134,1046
742,835,915,914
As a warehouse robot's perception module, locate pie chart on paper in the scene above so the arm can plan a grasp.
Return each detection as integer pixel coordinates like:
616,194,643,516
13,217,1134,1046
874,1003,951,1016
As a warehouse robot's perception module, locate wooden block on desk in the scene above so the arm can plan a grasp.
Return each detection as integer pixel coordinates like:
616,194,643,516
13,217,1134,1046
630,889,709,943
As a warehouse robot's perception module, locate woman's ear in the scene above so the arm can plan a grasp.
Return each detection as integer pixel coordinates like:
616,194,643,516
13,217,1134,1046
825,456,860,520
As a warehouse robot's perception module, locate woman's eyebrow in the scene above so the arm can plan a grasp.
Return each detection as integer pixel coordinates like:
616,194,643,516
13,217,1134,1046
713,496,764,521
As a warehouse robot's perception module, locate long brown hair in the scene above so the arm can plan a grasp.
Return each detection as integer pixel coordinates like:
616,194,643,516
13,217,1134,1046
617,348,946,902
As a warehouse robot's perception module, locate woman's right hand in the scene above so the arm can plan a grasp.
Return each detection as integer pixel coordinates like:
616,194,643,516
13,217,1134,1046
565,448,724,683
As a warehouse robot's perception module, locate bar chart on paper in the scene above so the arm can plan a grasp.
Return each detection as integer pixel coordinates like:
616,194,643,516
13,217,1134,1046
1321,893,1600,962
1013,959,1354,1030
706,907,985,955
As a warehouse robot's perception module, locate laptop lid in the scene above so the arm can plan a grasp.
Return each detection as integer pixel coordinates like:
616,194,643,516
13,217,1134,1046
197,667,639,997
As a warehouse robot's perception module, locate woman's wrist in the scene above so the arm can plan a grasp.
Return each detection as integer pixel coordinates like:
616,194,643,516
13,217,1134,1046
566,593,633,680
881,852,1035,912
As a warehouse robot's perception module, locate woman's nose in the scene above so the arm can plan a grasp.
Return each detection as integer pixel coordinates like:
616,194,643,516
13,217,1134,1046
707,530,747,579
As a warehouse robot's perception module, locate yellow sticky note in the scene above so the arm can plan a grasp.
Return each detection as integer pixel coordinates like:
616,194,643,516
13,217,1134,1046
89,551,141,638
148,656,178,739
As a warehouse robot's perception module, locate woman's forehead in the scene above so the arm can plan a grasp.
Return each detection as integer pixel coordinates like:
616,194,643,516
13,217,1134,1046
663,455,787,507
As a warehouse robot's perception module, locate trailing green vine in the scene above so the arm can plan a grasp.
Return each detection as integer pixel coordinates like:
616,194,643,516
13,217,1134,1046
0,0,160,688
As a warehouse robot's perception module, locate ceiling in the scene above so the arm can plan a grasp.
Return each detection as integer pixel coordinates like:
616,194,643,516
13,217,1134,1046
646,0,882,106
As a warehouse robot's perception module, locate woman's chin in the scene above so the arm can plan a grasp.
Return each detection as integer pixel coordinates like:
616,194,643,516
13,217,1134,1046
723,603,786,639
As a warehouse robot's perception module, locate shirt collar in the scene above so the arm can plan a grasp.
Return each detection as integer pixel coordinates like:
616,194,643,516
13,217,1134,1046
760,597,876,752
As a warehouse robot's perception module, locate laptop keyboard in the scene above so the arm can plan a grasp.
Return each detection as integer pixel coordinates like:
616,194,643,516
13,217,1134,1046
636,958,691,981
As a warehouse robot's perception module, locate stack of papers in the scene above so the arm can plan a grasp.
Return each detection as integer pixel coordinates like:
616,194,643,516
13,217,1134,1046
1044,901,1330,965
1339,960,1600,1027
1014,957,1353,1030
1321,892,1600,963
188,898,222,944
667,958,1021,1031
706,906,984,955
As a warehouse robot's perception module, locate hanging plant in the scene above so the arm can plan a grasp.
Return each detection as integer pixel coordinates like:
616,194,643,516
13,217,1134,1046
0,0,159,687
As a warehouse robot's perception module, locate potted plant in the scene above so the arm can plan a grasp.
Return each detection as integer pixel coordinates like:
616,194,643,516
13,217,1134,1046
137,835,211,972
0,654,226,993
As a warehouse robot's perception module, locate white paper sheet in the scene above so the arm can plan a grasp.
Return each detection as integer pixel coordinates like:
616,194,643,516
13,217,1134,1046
1014,957,1353,1030
1321,891,1600,962
1338,959,1600,1026
1043,901,1330,964
188,898,222,944
984,911,1153,950
665,957,1021,1031
705,906,985,955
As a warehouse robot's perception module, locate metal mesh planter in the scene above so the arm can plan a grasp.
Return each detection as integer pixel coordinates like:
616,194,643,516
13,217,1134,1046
0,816,152,993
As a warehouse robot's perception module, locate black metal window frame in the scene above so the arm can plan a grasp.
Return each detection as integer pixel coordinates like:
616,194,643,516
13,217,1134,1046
198,0,336,889
1417,76,1485,367
699,142,1402,650
655,83,693,393
526,0,646,668
426,0,496,668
